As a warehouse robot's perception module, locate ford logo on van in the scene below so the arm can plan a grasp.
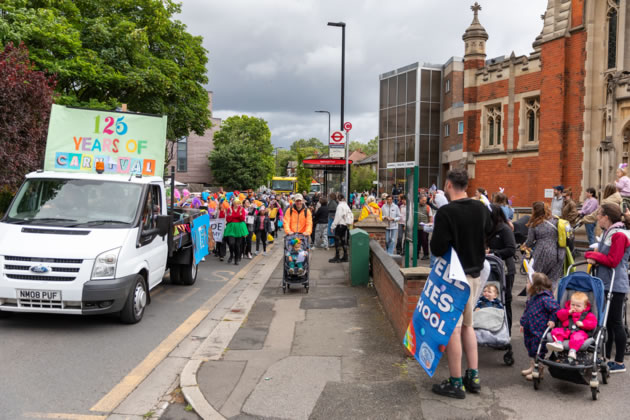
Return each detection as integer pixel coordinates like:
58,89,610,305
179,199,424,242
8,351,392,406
30,264,51,274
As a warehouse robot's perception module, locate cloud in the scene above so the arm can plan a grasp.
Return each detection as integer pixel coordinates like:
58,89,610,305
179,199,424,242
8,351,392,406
178,0,548,147
244,59,279,78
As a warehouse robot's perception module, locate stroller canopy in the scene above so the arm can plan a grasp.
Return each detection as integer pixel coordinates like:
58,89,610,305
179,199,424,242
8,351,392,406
556,272,605,326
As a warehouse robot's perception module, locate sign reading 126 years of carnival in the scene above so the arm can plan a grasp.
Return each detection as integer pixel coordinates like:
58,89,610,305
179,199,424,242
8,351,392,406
44,104,168,177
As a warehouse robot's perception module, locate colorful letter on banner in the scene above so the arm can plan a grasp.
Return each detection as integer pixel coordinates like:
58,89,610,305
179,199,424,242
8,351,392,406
191,214,210,265
403,247,470,377
210,218,226,243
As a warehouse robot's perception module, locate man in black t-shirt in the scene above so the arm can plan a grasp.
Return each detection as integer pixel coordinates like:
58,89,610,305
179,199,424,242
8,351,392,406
429,168,493,399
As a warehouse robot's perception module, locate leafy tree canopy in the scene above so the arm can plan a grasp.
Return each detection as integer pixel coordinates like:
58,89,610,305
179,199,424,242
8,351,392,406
290,137,325,154
351,165,377,193
349,136,378,156
296,150,312,193
209,115,274,189
0,42,56,193
0,0,211,141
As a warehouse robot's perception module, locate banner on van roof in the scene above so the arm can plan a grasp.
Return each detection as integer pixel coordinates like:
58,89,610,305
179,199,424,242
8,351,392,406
44,104,168,177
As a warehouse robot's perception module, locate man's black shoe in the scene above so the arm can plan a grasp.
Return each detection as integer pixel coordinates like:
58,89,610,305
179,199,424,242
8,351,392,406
431,379,466,399
329,257,341,263
463,370,481,393
340,256,348,262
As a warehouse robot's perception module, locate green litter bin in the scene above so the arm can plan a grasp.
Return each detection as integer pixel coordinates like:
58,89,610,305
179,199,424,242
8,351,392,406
349,228,370,286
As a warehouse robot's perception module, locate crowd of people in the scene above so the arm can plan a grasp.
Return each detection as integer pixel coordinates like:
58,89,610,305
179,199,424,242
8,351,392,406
415,166,630,400
170,164,630,400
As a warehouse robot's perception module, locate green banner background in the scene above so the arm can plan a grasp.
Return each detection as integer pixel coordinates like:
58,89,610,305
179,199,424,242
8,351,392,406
44,104,168,177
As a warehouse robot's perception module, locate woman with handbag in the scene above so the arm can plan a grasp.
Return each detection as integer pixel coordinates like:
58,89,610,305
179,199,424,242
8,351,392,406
254,208,273,255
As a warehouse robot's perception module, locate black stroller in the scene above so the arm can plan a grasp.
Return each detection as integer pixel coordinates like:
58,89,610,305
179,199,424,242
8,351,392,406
532,262,610,400
474,254,515,366
282,233,310,294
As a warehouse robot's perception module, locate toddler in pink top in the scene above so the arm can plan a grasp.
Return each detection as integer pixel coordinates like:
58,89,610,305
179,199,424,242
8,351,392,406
546,292,597,361
615,164,630,198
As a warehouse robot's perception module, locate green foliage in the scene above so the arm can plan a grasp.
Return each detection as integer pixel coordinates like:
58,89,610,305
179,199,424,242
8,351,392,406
0,0,211,142
290,137,325,154
209,115,274,189
349,136,378,156
351,165,377,193
0,188,15,217
296,150,312,193
276,149,294,176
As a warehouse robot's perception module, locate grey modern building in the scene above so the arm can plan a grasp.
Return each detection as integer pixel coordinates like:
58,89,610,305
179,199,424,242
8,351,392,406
378,63,442,195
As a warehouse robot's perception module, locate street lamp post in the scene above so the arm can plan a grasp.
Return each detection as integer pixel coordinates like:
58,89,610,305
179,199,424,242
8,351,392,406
315,110,331,195
314,110,330,147
327,21,347,198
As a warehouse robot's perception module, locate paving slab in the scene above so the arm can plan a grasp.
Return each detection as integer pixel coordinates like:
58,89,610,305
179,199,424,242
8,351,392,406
241,356,341,420
197,360,247,410
310,380,424,420
299,296,357,310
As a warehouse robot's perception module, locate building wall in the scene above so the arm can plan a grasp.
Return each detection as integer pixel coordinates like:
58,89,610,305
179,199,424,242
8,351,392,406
167,91,221,186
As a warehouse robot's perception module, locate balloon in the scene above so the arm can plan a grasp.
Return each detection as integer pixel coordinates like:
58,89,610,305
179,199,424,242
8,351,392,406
192,197,202,208
174,189,181,200
182,189,190,197
209,201,217,209
226,192,234,200
202,192,210,201
239,193,245,201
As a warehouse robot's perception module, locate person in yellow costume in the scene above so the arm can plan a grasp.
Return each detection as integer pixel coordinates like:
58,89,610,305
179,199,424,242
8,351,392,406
358,196,383,221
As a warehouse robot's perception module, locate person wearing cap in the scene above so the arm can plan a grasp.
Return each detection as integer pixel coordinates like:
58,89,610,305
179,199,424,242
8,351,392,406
284,193,313,236
551,185,564,217
382,195,401,255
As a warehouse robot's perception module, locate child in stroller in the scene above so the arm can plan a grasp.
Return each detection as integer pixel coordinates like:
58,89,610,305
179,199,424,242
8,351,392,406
532,262,610,400
546,291,597,362
287,238,307,276
282,234,310,293
475,284,504,310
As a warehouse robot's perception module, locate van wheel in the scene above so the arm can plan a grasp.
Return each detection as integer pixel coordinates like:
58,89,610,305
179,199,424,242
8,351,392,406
170,265,182,285
120,275,147,324
180,257,198,286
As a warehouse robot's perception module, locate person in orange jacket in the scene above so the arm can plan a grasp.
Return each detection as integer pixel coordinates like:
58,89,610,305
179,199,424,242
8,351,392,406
284,193,313,236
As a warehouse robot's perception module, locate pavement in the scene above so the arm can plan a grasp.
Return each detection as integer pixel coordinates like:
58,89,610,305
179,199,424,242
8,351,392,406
160,237,630,420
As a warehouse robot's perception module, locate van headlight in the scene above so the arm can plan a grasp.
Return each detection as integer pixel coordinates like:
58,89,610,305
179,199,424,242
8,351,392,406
91,248,121,280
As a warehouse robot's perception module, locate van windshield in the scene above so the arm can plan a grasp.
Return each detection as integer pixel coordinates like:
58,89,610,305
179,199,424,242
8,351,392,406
5,178,144,227
272,180,294,191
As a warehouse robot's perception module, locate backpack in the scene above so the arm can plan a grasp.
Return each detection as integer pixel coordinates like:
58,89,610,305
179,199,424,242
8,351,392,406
546,216,573,248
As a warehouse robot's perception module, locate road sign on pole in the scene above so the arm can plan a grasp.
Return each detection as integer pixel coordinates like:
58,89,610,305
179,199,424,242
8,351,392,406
343,121,352,132
330,131,345,145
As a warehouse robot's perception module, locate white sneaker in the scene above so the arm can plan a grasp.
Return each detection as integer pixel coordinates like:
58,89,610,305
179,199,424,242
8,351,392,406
546,341,564,353
568,349,577,360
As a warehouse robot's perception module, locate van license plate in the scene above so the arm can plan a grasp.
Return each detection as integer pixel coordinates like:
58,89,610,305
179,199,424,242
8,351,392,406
18,289,62,301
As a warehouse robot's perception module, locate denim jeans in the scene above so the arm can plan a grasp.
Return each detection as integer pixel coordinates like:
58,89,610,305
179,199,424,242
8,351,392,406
328,217,335,246
385,228,398,255
585,223,596,245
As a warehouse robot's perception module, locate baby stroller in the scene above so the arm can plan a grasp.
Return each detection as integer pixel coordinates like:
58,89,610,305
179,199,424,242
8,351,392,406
282,233,310,294
532,262,611,400
474,254,515,366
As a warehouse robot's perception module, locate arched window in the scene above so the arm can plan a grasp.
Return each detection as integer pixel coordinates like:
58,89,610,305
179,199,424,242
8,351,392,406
525,97,540,143
486,105,502,147
607,0,619,69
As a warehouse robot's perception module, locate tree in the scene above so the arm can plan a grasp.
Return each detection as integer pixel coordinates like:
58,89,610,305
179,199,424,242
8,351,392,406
0,42,56,196
290,137,326,154
349,136,378,156
0,0,211,144
350,165,377,193
209,115,274,189
296,150,312,193
276,149,295,176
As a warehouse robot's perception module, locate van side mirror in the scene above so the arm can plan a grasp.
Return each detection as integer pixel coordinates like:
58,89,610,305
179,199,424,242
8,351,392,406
156,215,171,237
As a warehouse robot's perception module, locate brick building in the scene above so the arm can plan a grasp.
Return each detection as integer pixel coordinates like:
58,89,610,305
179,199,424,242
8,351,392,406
167,91,221,186
379,0,630,205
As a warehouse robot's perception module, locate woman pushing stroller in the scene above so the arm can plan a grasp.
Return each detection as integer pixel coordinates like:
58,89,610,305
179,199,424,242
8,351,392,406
585,203,630,373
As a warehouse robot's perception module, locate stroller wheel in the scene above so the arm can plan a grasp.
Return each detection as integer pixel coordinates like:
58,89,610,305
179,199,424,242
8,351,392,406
591,386,599,400
287,283,291,290
282,286,287,294
625,341,630,356
305,285,309,293
601,365,609,384
503,352,515,366
533,377,540,390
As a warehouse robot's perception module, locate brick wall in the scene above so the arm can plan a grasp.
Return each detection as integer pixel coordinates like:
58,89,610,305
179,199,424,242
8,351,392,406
370,240,429,345
468,156,540,206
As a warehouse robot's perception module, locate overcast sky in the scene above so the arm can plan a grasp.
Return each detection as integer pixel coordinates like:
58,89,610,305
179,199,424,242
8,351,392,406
177,0,548,149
